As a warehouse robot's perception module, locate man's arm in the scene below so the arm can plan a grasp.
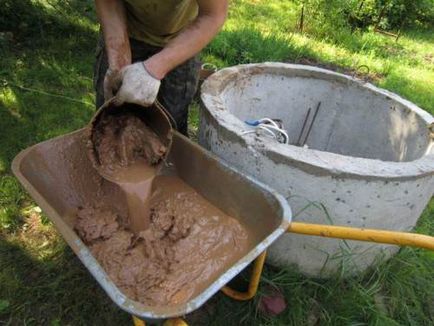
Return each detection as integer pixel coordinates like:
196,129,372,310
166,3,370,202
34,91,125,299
96,0,228,106
144,0,228,80
95,0,131,71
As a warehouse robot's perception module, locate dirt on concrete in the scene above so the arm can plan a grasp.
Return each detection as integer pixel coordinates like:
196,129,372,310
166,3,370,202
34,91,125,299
293,57,383,83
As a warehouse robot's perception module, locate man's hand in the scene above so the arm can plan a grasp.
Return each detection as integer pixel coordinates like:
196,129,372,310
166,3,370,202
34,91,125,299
113,62,161,106
103,68,122,101
95,0,132,102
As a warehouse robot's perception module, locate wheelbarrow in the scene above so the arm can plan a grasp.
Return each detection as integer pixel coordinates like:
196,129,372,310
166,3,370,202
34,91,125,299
12,103,434,325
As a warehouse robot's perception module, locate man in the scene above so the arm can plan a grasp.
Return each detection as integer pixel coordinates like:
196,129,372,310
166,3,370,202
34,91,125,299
94,0,228,135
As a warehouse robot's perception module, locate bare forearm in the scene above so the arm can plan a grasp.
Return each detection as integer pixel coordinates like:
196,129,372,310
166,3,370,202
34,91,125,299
145,0,228,79
95,0,131,70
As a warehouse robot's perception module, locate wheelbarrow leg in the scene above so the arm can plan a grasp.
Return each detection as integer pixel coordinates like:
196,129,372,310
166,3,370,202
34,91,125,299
132,316,146,326
221,251,267,301
163,318,188,325
131,252,268,325
132,316,188,325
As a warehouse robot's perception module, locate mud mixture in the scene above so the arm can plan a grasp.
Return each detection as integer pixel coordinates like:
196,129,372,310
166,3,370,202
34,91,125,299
92,113,166,232
92,113,167,176
75,112,250,306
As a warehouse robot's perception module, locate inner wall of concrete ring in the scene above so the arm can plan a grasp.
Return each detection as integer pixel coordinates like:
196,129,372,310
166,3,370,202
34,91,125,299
198,63,434,277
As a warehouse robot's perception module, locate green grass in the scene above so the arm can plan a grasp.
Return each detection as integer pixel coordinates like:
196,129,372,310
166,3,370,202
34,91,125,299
203,0,434,111
1,0,433,325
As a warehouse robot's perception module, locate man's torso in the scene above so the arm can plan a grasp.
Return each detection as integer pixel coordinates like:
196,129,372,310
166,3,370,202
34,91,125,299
124,0,198,47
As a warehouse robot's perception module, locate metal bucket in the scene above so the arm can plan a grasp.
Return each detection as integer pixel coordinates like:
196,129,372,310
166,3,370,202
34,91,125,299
87,99,174,174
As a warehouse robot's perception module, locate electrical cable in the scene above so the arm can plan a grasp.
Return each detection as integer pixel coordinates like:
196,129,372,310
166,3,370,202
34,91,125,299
242,118,289,144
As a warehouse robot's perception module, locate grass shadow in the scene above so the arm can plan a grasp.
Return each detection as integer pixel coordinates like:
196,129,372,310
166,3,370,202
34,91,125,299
1,0,96,47
0,0,97,172
0,229,130,324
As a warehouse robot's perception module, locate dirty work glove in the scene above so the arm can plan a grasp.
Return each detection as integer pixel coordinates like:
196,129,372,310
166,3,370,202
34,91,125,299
103,68,122,102
114,62,161,107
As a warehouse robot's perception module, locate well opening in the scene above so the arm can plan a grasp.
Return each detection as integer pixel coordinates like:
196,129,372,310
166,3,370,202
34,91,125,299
220,72,430,162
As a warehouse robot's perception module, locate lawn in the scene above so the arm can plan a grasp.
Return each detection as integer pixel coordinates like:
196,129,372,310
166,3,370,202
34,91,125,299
1,0,433,325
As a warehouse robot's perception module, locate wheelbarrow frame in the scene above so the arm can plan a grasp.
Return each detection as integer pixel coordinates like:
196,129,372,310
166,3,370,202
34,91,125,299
11,129,292,322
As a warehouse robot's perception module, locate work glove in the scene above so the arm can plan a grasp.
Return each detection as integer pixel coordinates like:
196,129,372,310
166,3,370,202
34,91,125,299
114,62,161,107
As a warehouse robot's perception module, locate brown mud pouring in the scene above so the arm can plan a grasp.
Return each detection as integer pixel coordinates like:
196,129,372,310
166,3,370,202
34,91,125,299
75,111,250,306
91,113,166,233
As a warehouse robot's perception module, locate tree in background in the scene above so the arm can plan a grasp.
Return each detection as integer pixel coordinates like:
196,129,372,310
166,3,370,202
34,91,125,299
294,0,434,34
374,0,434,30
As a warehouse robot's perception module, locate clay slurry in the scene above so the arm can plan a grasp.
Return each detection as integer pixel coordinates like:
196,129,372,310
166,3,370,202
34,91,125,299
109,163,157,232
76,111,250,306
75,176,249,306
92,113,167,233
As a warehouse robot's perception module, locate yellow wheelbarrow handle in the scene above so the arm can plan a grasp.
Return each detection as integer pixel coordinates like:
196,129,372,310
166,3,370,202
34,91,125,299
220,221,434,305
287,222,434,251
133,221,434,325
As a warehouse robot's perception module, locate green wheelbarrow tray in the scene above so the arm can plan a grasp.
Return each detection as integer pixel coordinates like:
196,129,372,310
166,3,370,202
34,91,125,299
11,127,292,322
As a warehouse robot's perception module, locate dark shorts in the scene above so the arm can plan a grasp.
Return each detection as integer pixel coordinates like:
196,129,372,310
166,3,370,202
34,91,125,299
93,36,200,135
